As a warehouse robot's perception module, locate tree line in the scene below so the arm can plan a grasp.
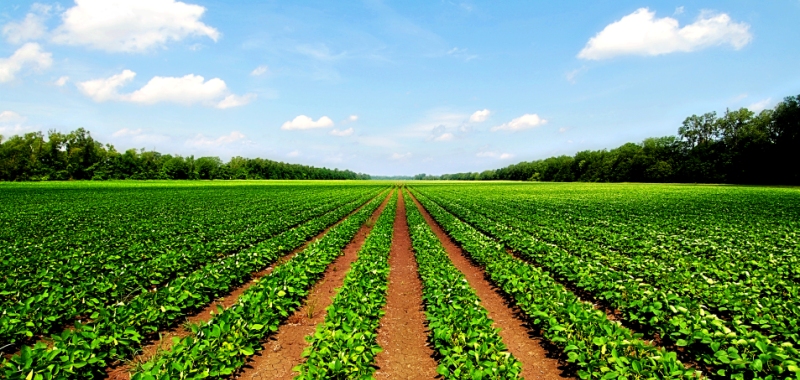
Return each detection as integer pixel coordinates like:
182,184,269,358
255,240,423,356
419,94,800,185
0,129,370,181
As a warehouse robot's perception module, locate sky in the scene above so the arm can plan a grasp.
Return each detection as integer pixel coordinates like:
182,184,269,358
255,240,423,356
1,1,798,176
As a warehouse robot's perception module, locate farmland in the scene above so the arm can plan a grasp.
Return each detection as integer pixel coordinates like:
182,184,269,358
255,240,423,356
1,181,799,379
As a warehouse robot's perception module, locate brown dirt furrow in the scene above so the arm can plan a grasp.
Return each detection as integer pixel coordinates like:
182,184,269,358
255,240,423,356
373,190,438,380
233,190,393,380
105,191,387,380
407,192,572,380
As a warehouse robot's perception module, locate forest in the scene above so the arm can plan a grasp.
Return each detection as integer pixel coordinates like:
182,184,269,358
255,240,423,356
0,129,370,181
421,94,800,185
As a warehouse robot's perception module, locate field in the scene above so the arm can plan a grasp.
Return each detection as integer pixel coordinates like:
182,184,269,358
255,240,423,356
1,181,799,379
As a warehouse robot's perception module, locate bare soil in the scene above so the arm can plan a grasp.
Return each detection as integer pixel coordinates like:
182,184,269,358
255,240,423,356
373,190,439,380
232,191,392,379
105,193,385,380
407,192,572,380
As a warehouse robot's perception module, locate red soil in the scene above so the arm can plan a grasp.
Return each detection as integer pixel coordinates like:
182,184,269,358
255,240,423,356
373,190,439,379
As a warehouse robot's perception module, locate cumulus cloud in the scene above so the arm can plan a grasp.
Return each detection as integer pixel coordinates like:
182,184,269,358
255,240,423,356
330,127,354,137
77,70,254,108
111,127,170,144
52,0,219,52
490,114,547,132
186,131,246,147
748,98,773,112
391,152,411,160
578,8,752,60
215,93,256,109
77,69,136,101
281,115,334,130
348,115,358,122
250,65,268,76
433,132,454,142
2,6,49,44
0,111,26,123
476,151,513,160
469,109,490,123
0,43,53,83
0,111,34,136
54,76,69,86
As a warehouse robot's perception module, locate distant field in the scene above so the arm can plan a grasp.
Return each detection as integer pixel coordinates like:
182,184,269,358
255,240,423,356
2,181,799,379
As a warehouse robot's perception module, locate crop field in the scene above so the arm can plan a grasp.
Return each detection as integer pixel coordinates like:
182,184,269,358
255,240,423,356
1,181,799,380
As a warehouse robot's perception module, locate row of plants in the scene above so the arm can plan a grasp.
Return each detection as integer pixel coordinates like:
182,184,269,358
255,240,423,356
295,190,399,378
1,186,330,288
1,189,388,379
414,187,800,379
479,195,800,348
128,189,392,379
0,189,369,346
437,182,800,341
410,189,697,379
412,184,799,290
404,190,522,379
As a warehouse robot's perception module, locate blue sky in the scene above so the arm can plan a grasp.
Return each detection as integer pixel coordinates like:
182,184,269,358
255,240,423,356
1,1,798,176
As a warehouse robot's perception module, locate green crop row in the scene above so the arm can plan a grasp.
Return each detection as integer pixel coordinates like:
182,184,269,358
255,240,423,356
468,191,800,348
0,189,363,346
414,187,800,380
416,184,800,349
295,190,399,378
128,189,390,379
1,189,387,380
410,189,697,379
2,187,339,298
404,190,521,379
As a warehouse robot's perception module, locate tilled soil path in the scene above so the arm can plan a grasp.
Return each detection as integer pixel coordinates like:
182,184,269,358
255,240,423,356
106,192,387,380
373,190,438,380
233,191,393,379
408,192,572,380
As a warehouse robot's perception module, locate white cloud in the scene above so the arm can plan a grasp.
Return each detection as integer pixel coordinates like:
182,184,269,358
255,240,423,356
348,115,358,122
111,127,170,144
3,7,49,44
469,109,490,123
0,111,26,123
55,76,69,86
186,131,246,147
675,6,685,15
559,127,568,133
251,65,268,76
52,0,219,52
446,47,478,61
0,43,53,83
433,132,454,142
215,93,256,109
287,150,300,157
565,66,588,84
391,152,411,160
281,115,334,130
748,98,773,112
490,114,547,132
476,151,513,160
77,69,136,101
330,127,354,137
77,70,254,108
112,127,142,137
128,74,226,105
0,124,38,136
0,111,34,136
578,8,751,60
